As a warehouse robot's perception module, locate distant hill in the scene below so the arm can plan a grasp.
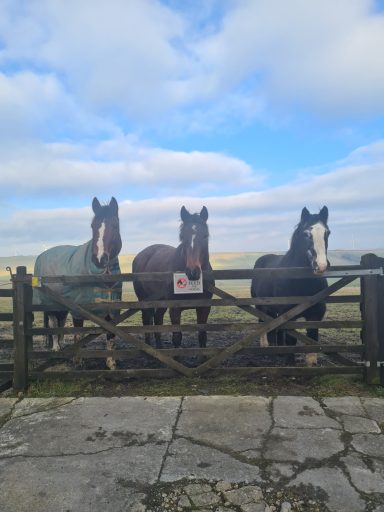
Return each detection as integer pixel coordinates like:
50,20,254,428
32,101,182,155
1,250,383,279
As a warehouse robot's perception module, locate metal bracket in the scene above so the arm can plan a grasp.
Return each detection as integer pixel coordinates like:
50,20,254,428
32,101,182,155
357,361,384,368
357,361,371,367
323,268,383,277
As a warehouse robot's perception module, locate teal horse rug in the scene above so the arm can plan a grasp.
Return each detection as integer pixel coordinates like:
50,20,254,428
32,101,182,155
33,240,122,319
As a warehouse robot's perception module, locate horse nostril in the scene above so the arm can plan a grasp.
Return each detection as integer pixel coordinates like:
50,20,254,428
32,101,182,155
186,268,201,281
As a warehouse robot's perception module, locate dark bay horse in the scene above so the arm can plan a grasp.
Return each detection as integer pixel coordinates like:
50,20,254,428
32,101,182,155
251,206,330,365
132,206,214,348
33,197,122,369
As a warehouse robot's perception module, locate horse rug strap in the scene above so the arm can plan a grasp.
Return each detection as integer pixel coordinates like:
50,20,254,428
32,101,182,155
33,240,122,318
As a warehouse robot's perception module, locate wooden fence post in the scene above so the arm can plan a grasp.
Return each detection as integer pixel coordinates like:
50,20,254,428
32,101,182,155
360,254,384,385
12,266,33,392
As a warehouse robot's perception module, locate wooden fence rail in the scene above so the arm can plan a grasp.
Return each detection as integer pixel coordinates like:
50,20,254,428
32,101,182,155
6,253,384,391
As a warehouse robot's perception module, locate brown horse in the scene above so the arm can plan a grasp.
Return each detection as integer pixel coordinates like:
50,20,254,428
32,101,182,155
34,197,122,369
132,206,213,348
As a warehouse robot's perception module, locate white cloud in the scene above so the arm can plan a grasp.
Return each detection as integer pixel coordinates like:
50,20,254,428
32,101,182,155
190,0,384,117
1,0,383,125
1,141,383,256
0,137,262,199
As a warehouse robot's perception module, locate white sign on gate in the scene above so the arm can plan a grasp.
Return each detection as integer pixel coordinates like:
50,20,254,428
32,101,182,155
173,272,203,294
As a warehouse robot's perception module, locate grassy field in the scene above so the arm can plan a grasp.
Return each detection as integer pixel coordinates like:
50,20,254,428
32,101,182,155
2,249,383,276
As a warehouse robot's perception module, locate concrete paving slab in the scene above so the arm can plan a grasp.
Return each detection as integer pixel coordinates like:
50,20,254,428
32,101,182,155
288,467,366,512
160,438,262,483
273,396,340,429
176,395,271,456
0,396,180,457
341,414,381,433
342,453,384,493
351,432,384,457
361,397,384,424
0,445,161,512
323,396,366,417
265,427,344,463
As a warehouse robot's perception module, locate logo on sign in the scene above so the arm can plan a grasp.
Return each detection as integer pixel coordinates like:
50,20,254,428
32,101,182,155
176,277,188,289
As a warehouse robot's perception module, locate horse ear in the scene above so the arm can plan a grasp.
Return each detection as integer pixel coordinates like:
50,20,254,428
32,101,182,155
200,206,208,221
300,207,310,223
180,206,190,222
109,197,119,214
319,205,328,223
92,197,102,214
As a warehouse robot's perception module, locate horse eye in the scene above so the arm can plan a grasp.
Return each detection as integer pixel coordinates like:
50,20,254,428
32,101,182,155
304,230,311,239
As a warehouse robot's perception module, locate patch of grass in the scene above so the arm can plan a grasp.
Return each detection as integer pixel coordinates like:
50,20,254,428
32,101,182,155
8,373,383,398
310,374,384,398
20,379,94,398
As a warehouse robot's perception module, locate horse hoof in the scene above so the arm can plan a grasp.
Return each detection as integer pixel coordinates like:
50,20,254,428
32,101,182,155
106,358,116,370
305,353,318,366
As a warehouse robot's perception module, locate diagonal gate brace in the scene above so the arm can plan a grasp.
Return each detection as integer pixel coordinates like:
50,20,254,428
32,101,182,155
38,284,192,377
194,276,356,375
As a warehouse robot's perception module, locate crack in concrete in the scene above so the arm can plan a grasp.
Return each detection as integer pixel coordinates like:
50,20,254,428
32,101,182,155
8,397,78,420
0,396,23,428
156,396,184,484
0,438,167,461
172,431,262,468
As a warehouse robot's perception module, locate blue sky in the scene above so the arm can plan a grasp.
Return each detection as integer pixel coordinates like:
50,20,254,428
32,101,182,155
0,0,384,256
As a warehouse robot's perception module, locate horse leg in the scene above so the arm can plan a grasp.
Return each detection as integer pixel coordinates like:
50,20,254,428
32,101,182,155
169,307,182,348
304,303,325,366
44,312,53,349
305,328,319,366
105,314,117,370
283,331,296,366
72,317,84,368
154,308,167,349
142,308,154,345
196,307,210,348
47,311,68,351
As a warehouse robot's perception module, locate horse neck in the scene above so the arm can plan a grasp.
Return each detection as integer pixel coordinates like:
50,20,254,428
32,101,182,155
282,238,310,268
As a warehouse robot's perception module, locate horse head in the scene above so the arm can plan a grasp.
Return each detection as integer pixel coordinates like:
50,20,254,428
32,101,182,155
179,205,209,281
91,197,122,269
297,205,330,274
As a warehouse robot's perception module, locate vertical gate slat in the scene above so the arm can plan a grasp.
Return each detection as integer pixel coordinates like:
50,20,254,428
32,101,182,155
12,266,33,392
360,254,384,385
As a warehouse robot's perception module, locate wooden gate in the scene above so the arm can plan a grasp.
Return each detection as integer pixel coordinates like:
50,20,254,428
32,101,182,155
9,254,384,391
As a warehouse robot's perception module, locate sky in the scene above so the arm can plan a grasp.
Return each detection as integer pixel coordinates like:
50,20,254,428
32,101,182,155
0,0,384,257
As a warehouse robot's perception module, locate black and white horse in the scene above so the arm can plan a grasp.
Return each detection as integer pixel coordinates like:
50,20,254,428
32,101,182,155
33,197,122,369
251,206,330,365
132,206,214,348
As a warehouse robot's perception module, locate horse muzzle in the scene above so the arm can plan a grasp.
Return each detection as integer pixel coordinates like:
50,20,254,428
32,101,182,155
186,267,201,281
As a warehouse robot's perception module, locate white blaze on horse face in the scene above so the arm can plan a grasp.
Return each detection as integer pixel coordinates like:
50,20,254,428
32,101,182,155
96,222,106,263
311,223,327,273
